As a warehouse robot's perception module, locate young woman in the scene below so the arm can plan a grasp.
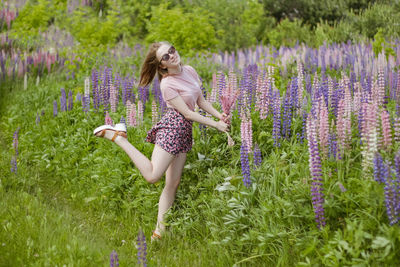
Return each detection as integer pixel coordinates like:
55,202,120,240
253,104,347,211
93,42,229,240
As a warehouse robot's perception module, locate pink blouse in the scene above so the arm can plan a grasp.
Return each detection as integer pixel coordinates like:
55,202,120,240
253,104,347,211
160,65,202,111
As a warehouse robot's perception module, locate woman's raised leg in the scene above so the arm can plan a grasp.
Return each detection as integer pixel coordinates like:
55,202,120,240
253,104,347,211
97,130,175,183
154,152,187,237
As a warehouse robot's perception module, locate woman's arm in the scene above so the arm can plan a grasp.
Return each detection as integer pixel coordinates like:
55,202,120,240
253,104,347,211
168,95,228,132
197,93,223,120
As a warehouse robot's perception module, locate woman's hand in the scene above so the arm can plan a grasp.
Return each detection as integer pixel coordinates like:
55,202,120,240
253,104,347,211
221,113,231,124
216,120,229,132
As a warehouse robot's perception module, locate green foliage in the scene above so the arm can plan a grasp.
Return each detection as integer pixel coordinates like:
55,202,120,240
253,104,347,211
358,3,400,39
66,4,131,51
265,18,311,48
8,0,61,47
372,29,396,58
145,4,218,56
313,20,360,47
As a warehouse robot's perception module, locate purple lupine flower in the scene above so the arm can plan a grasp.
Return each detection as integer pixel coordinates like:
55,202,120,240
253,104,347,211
199,80,207,138
373,152,385,184
137,229,147,267
110,250,119,267
240,140,251,187
394,149,400,179
272,90,281,147
35,112,40,125
338,183,347,192
10,156,17,174
328,132,338,160
92,68,99,110
60,88,67,112
383,161,400,225
120,115,126,128
282,83,293,139
76,92,81,102
53,100,58,117
306,117,326,229
253,143,262,168
68,91,73,111
13,127,19,156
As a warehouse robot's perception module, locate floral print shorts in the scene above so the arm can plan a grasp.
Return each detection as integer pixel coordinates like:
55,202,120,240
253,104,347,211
145,108,193,155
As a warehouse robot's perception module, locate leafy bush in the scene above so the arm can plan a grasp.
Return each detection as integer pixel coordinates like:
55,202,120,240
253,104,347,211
265,18,311,47
66,4,130,52
145,4,219,56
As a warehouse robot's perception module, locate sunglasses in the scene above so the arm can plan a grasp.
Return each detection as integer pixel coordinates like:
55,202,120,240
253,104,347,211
160,46,176,63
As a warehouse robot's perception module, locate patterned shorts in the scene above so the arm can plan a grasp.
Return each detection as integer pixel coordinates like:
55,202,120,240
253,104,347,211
145,108,193,155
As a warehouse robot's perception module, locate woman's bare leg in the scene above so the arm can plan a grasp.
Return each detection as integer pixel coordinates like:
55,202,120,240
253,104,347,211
97,130,175,183
154,152,187,236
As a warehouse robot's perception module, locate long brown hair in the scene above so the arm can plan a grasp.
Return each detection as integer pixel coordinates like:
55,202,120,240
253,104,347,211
139,42,169,87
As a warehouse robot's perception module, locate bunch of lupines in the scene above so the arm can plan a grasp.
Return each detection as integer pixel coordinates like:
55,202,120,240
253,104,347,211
240,140,251,187
60,88,67,112
306,116,326,229
151,100,159,125
137,229,147,267
253,143,262,168
137,100,143,125
220,69,239,115
110,250,119,267
105,111,113,126
272,89,281,147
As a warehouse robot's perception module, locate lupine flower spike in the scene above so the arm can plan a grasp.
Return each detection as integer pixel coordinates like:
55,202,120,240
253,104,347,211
110,250,119,267
137,229,147,267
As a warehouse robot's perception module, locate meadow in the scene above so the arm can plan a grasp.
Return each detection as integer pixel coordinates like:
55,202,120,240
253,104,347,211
1,1,400,267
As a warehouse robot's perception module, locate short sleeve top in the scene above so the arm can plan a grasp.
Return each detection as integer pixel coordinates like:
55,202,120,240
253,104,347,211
160,65,202,111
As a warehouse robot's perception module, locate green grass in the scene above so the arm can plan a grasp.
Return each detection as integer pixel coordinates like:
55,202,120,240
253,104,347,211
1,68,400,266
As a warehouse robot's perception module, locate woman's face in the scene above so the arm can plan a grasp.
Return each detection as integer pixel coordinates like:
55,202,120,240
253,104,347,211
157,44,180,70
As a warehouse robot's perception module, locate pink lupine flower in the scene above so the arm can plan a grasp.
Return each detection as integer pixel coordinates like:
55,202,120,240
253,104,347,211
207,72,218,103
129,102,137,127
240,111,252,152
394,116,400,142
220,70,239,115
152,100,158,125
318,99,329,156
126,100,132,125
380,109,392,151
105,111,113,125
137,100,143,125
110,85,118,112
